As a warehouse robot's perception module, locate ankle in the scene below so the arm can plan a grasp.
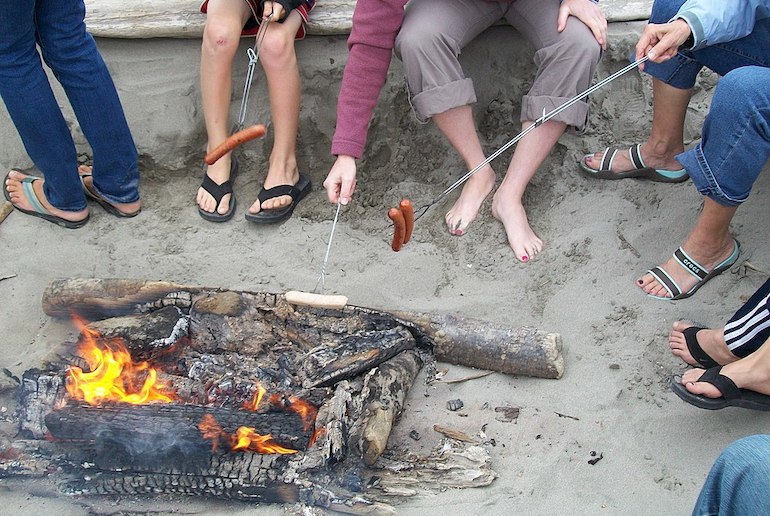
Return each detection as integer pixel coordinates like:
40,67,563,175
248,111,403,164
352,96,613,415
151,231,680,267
644,139,683,160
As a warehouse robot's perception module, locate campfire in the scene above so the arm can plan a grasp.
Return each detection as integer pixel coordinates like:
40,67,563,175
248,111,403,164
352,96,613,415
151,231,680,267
2,279,564,512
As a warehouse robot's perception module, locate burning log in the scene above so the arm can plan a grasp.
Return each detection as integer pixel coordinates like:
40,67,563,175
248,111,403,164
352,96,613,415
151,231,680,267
45,403,312,467
42,279,564,379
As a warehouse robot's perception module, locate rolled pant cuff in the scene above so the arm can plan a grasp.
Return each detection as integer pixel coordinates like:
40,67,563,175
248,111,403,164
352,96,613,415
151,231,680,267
412,78,476,119
521,95,589,130
677,145,747,208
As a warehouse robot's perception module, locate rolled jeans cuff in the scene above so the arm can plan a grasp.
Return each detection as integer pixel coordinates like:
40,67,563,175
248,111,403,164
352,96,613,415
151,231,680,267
521,94,589,131
411,78,476,119
677,145,748,208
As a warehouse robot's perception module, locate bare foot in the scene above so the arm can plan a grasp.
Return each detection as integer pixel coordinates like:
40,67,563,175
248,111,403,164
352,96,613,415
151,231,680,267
445,167,495,236
584,142,682,175
197,155,233,215
680,357,770,399
491,185,543,262
669,321,737,367
4,170,88,224
637,237,737,299
248,158,299,215
79,167,141,216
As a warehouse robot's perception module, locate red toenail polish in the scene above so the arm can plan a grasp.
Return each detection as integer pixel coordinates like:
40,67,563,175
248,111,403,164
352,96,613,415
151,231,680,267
522,255,528,262
637,279,643,285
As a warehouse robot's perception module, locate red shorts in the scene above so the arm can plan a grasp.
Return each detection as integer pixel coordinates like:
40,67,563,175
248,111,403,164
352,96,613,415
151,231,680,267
200,0,311,40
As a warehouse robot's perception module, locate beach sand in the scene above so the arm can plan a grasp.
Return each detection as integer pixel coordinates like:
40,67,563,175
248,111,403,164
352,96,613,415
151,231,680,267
1,24,770,515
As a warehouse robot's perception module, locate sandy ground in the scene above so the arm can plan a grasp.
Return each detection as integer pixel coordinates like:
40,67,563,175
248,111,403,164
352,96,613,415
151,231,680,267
1,24,770,516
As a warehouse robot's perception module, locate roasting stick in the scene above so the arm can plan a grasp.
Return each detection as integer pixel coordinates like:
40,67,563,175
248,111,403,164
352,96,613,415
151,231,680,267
285,203,348,309
409,55,651,222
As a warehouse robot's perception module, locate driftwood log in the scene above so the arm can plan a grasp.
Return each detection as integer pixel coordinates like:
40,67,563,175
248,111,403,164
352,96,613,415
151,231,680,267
42,278,564,379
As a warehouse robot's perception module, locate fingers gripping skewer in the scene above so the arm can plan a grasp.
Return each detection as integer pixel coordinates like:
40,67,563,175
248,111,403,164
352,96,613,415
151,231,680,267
408,55,651,223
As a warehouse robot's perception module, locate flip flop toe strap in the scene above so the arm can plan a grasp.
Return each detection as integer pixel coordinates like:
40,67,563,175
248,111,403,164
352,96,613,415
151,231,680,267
200,174,233,205
20,177,48,214
683,327,719,368
257,183,300,206
699,366,741,402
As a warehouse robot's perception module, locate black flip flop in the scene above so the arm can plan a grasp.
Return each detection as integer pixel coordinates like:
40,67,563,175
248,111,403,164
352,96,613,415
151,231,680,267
682,326,720,368
245,172,311,225
198,156,238,222
670,367,770,411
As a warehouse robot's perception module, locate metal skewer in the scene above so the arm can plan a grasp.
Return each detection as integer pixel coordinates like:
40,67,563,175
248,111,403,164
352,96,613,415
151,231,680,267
313,202,342,294
411,55,650,221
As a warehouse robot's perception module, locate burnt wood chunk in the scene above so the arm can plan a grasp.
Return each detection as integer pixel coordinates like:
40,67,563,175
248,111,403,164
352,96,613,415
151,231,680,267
45,404,313,469
351,350,423,466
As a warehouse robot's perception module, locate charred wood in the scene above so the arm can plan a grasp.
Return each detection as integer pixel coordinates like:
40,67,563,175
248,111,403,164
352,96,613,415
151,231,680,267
349,350,423,466
45,403,312,469
42,279,564,380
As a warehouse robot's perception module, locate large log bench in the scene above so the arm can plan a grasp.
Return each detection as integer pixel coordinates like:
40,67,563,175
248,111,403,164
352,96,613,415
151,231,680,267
84,0,654,38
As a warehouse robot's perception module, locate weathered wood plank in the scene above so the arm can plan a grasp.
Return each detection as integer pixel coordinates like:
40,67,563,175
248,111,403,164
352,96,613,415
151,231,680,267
83,0,653,39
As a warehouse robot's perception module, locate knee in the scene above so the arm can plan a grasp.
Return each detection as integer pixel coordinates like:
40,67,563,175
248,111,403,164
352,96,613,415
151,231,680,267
395,29,454,66
649,0,688,25
550,25,601,69
717,435,770,477
259,30,295,66
715,67,769,109
202,19,241,58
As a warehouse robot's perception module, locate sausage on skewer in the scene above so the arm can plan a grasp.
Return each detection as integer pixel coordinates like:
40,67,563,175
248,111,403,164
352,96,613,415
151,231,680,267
204,124,267,166
388,207,406,252
399,199,414,245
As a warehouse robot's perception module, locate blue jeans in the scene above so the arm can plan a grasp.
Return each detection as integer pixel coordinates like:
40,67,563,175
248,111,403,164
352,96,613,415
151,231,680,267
693,435,770,516
0,0,139,212
642,0,770,207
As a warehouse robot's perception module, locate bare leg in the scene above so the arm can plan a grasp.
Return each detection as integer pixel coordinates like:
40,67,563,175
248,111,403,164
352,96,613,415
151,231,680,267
585,79,690,173
638,197,737,298
196,0,251,215
433,105,497,236
669,321,738,367
680,336,770,398
248,12,303,214
492,119,565,262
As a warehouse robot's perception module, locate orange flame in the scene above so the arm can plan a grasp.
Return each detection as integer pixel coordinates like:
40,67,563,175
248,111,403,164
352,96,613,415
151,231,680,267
231,427,298,454
286,396,318,432
65,316,175,405
198,414,224,452
243,383,267,411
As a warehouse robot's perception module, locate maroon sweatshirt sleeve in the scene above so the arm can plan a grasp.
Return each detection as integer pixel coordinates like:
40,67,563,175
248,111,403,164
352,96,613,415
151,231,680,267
330,0,408,159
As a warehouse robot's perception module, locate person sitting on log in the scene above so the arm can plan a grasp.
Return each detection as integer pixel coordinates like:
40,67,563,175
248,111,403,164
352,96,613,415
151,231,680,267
322,0,606,262
196,0,314,224
581,0,770,300
1,0,141,229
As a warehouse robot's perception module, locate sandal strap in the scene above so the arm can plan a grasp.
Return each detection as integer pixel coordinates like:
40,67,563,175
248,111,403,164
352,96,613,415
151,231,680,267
683,327,720,369
628,143,646,169
647,266,681,298
257,183,301,205
200,174,233,205
20,176,47,214
599,147,619,172
700,366,741,401
673,247,709,280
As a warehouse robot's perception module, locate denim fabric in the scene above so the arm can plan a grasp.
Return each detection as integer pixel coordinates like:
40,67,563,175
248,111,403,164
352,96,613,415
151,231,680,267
693,435,770,516
677,66,770,207
643,0,770,89
0,0,139,211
